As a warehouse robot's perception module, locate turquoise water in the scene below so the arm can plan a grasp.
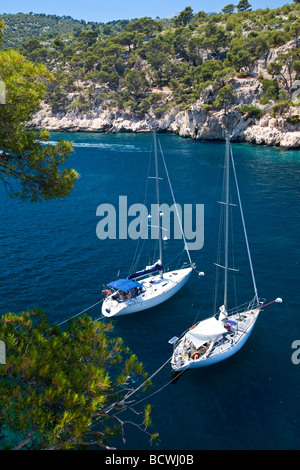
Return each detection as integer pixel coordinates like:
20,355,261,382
0,132,299,450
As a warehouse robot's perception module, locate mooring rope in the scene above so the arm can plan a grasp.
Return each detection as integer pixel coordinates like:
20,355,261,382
56,298,104,327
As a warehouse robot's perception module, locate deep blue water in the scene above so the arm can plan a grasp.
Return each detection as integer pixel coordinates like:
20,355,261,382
0,132,299,450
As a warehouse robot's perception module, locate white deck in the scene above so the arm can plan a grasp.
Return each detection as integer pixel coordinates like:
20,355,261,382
102,267,193,317
171,308,260,371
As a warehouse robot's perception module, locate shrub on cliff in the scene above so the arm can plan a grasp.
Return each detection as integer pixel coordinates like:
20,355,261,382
287,114,300,124
272,100,293,117
239,104,264,120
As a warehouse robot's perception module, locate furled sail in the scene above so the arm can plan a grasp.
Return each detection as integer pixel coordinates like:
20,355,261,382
128,260,163,280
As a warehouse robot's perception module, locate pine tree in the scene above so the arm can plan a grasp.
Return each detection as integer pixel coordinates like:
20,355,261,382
237,0,252,11
0,310,155,449
0,25,78,202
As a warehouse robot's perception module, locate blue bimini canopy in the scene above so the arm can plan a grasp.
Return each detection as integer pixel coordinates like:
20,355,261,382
106,279,143,292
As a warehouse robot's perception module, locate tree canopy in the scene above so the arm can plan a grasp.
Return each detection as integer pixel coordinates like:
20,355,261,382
0,35,78,201
237,0,252,11
8,2,298,120
174,7,194,28
1,3,300,169
0,310,155,449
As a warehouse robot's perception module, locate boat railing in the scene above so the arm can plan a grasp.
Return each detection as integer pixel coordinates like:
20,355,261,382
233,301,265,339
227,297,265,317
173,298,264,350
180,261,196,270
172,297,265,352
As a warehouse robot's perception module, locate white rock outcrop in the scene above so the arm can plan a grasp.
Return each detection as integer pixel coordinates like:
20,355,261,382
29,73,300,149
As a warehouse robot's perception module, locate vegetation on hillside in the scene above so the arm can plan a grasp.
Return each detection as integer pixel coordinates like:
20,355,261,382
0,21,79,201
1,3,300,121
0,12,133,48
0,1,299,451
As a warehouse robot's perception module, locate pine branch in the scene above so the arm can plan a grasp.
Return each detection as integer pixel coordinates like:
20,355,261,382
12,431,35,450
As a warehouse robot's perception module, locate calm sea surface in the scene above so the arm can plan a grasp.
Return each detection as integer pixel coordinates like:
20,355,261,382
0,132,299,450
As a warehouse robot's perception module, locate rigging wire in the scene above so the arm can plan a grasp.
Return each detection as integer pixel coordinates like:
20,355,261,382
51,291,198,421
52,300,178,414
56,299,104,327
128,137,153,277
213,159,226,316
121,364,188,410
158,138,193,267
230,198,238,309
47,137,282,428
122,355,173,403
230,146,259,303
47,136,219,417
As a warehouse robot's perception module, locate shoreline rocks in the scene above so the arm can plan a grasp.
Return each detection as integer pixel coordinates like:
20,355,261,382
27,39,300,149
29,103,300,150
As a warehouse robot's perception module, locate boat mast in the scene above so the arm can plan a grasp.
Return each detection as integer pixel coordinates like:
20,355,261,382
224,134,230,311
154,129,163,278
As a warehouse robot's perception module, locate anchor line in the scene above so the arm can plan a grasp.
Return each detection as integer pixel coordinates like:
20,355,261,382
56,299,104,327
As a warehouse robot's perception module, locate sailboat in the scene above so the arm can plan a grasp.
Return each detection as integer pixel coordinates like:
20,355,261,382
102,131,195,318
170,135,282,371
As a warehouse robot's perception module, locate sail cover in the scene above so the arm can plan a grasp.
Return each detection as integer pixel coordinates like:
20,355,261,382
106,279,143,292
128,260,163,280
186,317,227,348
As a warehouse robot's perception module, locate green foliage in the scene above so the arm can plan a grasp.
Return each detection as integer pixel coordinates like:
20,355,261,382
287,114,300,123
1,4,300,121
267,50,300,98
0,310,154,449
152,107,165,118
227,34,269,71
174,7,194,28
124,70,149,98
239,104,263,120
201,104,213,112
237,0,252,11
272,100,293,117
0,13,131,49
0,49,78,201
260,96,271,105
222,4,236,15
267,30,288,48
77,30,98,48
20,38,42,54
213,84,237,114
125,17,161,36
227,50,252,72
261,78,280,101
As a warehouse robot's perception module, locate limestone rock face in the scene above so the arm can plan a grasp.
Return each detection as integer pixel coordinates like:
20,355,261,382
29,68,300,149
243,125,300,149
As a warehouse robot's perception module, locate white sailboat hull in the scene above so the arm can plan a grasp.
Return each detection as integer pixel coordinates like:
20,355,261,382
171,308,260,371
170,138,267,373
102,267,193,318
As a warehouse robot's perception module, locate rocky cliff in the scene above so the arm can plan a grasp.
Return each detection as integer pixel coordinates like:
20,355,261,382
30,85,300,150
29,42,300,149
